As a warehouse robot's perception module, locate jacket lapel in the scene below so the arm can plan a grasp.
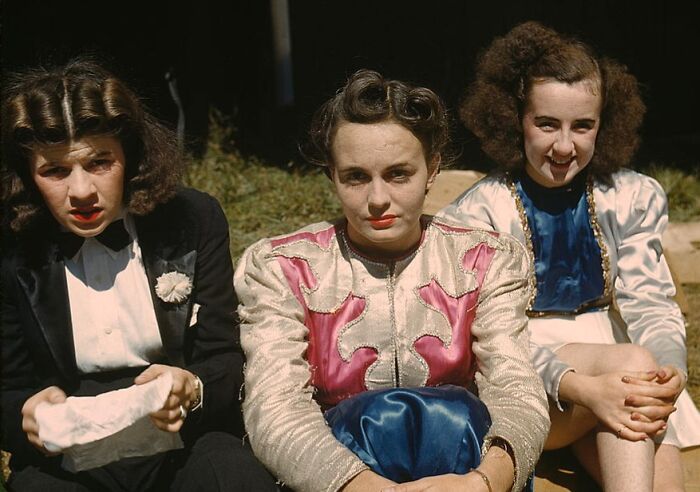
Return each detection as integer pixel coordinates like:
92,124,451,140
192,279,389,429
141,242,197,367
16,251,78,381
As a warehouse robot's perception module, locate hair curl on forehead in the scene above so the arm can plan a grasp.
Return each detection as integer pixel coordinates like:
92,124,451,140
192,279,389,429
301,69,452,171
2,56,183,235
461,21,645,177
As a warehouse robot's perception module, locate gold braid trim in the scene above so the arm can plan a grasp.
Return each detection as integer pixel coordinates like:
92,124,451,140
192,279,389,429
507,174,538,311
586,177,613,299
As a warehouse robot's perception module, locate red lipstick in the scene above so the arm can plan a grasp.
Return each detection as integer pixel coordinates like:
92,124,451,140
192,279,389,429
368,215,396,229
71,208,102,222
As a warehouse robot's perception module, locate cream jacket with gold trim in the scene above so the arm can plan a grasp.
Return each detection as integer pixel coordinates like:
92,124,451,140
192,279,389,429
438,169,687,408
234,216,549,492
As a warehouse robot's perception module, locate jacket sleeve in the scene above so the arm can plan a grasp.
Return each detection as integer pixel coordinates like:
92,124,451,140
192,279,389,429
181,191,246,437
470,234,550,492
234,239,367,492
613,175,687,375
0,254,54,465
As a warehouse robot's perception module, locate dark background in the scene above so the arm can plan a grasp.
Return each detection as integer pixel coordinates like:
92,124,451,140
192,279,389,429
4,0,700,172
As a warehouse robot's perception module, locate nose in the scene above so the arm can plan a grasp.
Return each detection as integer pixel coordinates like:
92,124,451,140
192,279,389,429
67,168,97,202
553,130,574,156
367,178,390,214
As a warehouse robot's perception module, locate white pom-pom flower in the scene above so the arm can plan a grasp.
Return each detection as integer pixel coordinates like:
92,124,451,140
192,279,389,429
155,271,192,304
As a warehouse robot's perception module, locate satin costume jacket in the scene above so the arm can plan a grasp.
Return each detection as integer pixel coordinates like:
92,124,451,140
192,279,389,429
438,170,687,407
1,188,245,467
235,217,549,492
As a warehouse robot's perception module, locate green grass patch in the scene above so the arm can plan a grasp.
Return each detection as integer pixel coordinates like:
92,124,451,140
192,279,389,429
644,164,700,222
184,122,341,263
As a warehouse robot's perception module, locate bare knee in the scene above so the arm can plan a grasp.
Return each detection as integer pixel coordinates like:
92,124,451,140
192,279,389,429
614,344,658,373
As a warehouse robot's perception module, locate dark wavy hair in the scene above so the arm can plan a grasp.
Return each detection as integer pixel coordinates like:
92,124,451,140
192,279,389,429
302,69,452,172
2,57,183,234
461,21,645,178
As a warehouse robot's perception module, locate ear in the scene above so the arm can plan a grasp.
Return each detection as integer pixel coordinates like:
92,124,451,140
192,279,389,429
425,154,441,192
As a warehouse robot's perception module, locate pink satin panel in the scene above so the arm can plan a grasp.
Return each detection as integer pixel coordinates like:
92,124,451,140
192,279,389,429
415,242,496,386
270,225,337,249
275,239,378,407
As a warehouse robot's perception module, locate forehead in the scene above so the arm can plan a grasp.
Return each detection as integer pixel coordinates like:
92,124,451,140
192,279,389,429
525,79,602,118
31,135,123,166
331,121,425,169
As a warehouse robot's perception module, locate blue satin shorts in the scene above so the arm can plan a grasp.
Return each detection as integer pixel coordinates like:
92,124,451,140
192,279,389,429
324,385,490,483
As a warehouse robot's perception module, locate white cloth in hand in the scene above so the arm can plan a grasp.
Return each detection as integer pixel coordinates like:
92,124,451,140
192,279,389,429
35,372,183,472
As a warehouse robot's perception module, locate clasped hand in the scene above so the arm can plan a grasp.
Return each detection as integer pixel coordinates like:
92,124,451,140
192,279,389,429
585,365,684,441
134,364,199,433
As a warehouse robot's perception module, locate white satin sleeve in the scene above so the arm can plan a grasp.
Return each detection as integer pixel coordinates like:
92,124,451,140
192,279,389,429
612,173,687,375
234,239,367,492
438,177,575,409
470,234,550,492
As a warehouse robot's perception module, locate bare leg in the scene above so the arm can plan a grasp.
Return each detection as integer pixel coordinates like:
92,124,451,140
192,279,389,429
654,444,684,492
549,343,661,492
597,425,654,491
570,430,602,484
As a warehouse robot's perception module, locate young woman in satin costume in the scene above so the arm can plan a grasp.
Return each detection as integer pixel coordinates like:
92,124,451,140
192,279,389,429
439,21,700,491
234,69,550,492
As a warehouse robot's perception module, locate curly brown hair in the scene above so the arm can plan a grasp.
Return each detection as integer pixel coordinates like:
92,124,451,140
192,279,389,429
302,69,452,171
2,57,183,234
461,21,645,177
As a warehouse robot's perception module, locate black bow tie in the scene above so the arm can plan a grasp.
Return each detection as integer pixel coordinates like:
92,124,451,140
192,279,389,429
57,220,132,258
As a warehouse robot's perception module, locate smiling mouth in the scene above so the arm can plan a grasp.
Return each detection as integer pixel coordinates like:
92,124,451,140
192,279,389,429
70,208,102,222
549,157,574,166
368,216,397,229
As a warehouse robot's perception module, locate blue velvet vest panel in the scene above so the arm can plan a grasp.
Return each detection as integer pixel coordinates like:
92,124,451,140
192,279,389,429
515,172,604,313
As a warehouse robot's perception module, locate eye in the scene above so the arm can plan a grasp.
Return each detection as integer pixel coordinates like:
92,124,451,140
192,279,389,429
88,158,114,170
37,166,70,178
573,121,596,132
386,168,412,182
341,170,369,185
536,120,557,131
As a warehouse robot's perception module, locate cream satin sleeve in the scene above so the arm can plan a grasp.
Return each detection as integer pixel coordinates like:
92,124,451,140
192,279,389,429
613,174,687,376
469,234,550,492
234,239,367,492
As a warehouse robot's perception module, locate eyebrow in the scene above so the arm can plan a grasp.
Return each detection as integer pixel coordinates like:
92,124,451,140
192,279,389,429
533,115,597,123
44,149,114,166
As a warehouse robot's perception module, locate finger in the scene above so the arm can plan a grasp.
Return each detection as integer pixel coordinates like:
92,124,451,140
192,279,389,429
625,394,674,408
621,371,658,383
382,482,426,492
150,408,183,422
615,425,649,442
46,388,68,404
150,415,185,433
624,418,667,436
624,384,679,400
134,365,165,385
629,405,676,422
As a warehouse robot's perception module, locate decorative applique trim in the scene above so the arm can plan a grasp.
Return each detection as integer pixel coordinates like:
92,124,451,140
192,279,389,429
586,178,613,300
155,271,192,304
507,176,538,311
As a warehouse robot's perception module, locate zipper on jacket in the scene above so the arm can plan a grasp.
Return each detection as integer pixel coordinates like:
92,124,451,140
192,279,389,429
387,261,400,386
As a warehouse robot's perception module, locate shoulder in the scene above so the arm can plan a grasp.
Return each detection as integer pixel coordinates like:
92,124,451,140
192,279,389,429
597,169,668,215
451,172,512,206
428,216,527,258
242,220,340,260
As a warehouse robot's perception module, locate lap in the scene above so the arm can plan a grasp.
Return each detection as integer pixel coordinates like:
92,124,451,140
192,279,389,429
9,432,277,492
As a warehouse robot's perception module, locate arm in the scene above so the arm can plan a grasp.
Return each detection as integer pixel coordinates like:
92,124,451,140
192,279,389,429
0,254,62,463
613,175,687,406
137,192,245,436
614,175,686,377
234,240,367,492
470,234,550,492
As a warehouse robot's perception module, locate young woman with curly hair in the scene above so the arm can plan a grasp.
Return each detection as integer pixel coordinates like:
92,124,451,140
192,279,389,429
235,69,550,492
1,58,276,491
440,21,700,491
